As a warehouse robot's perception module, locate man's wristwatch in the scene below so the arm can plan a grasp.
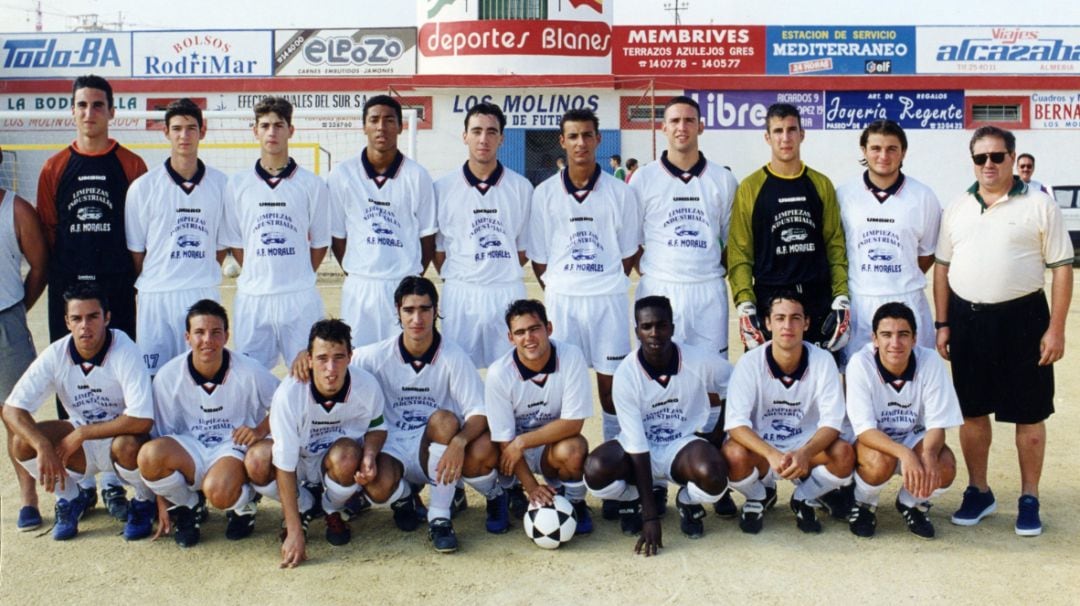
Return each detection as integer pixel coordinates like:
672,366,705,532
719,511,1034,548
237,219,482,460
934,321,949,329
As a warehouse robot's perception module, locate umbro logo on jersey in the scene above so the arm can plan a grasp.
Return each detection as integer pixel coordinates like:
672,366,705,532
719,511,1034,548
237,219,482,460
527,400,546,408
772,398,801,406
651,397,677,408
778,196,806,204
605,354,627,361
200,405,223,413
886,399,913,408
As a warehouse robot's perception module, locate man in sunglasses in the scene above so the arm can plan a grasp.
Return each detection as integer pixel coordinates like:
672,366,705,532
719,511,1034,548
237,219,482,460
934,126,1073,537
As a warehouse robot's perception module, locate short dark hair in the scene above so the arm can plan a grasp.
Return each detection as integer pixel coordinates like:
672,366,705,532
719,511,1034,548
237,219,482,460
860,119,907,151
1017,152,1035,165
185,299,228,332
254,96,293,126
634,295,673,324
610,154,622,164
364,94,403,125
764,290,806,317
626,158,638,170
969,125,1016,155
308,319,352,354
764,103,801,130
465,101,506,133
505,299,548,329
394,275,439,310
165,98,204,130
560,108,599,135
871,301,917,335
663,95,701,119
72,74,113,109
63,282,109,315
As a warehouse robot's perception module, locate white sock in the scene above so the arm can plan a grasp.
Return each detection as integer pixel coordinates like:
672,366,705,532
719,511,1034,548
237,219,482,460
374,479,410,507
114,463,154,501
930,487,948,502
897,486,920,508
19,458,79,500
853,473,887,507
426,442,454,521
585,478,639,502
602,412,620,442
728,471,766,501
684,481,724,505
252,479,280,503
101,471,121,488
77,474,96,490
795,466,850,501
464,470,501,500
144,471,198,508
228,484,254,511
322,475,358,514
563,480,587,503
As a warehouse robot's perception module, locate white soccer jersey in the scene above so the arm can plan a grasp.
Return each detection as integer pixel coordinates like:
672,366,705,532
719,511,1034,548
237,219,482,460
151,349,279,446
724,343,846,451
484,340,593,442
613,343,732,455
351,332,484,439
269,369,386,474
434,162,532,284
125,159,227,293
837,172,941,296
7,329,153,425
220,159,330,295
631,152,738,283
527,165,641,296
328,150,436,279
845,343,962,442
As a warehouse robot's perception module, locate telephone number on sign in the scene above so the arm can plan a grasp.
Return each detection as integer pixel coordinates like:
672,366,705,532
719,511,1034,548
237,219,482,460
702,58,741,69
643,58,687,69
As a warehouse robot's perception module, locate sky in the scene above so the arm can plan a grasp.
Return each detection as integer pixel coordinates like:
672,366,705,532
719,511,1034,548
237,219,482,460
1,0,1076,32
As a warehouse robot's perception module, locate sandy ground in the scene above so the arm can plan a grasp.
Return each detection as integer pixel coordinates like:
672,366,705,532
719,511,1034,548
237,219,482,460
1,264,1078,605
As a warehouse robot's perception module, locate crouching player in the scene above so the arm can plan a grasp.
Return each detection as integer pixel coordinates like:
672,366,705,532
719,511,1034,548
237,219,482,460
245,319,408,568
137,300,279,547
723,292,854,534
585,296,732,555
845,302,961,538
2,283,154,540
485,299,593,535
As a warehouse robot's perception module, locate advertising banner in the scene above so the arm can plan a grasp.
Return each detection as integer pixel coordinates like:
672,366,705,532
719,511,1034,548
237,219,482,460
1030,92,1080,128
447,89,616,128
274,28,417,76
823,91,965,129
766,26,916,75
917,26,1080,74
611,25,764,75
132,30,273,78
0,32,131,79
685,90,824,130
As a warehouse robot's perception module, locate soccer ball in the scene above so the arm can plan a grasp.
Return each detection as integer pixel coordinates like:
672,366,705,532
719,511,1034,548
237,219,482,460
522,494,577,549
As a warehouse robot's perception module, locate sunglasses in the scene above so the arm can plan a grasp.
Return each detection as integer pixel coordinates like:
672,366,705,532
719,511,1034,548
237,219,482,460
972,152,1009,165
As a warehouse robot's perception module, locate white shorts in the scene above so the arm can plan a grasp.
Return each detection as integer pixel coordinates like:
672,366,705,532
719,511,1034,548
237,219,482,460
295,451,329,486
646,435,702,483
384,431,428,486
637,275,730,358
234,287,325,369
136,287,220,374
546,291,630,375
80,436,115,477
844,289,934,363
167,433,246,488
341,275,400,348
442,280,524,368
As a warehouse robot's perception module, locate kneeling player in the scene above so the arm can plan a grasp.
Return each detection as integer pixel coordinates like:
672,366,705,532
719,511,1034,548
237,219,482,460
585,296,732,555
723,292,854,534
244,319,408,568
2,283,155,541
845,302,961,538
485,299,593,535
137,300,279,547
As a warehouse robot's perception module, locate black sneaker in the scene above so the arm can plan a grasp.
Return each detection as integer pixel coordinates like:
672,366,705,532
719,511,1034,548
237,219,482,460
194,490,209,524
450,486,468,518
77,485,98,516
325,512,352,546
790,498,822,534
848,502,877,538
763,485,778,510
410,483,429,520
739,499,766,534
601,499,620,521
713,490,737,518
278,508,315,542
572,500,594,535
896,498,935,539
428,517,458,553
676,490,706,539
618,499,643,536
817,484,855,521
225,501,257,540
508,485,528,520
392,493,421,532
343,492,371,519
102,485,129,521
652,485,668,517
169,505,200,548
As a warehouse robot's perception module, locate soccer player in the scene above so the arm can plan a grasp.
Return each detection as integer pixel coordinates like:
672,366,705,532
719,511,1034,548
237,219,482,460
485,299,593,534
126,98,229,376
0,151,49,531
245,319,408,568
36,75,147,515
527,107,640,458
2,283,155,541
726,103,849,356
434,101,533,368
220,96,330,369
845,302,961,539
723,291,854,534
328,95,436,347
935,126,1073,536
584,296,731,554
137,299,279,547
836,120,941,360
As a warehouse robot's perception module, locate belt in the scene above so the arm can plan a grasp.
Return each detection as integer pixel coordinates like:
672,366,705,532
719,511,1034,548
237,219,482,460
953,289,1043,312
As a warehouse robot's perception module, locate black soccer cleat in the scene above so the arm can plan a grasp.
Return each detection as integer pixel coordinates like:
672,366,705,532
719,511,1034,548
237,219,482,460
763,485,778,510
790,497,822,534
652,485,668,517
102,485,129,522
450,486,468,518
618,499,643,536
896,497,935,539
713,490,737,518
601,499,620,521
677,494,706,539
391,493,421,532
428,517,459,553
848,502,877,538
194,490,209,525
225,501,257,541
169,505,200,548
324,512,352,546
817,484,855,521
739,499,766,534
507,485,528,520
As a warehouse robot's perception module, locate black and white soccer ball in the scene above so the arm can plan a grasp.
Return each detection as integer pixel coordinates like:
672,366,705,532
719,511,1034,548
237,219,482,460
522,494,577,549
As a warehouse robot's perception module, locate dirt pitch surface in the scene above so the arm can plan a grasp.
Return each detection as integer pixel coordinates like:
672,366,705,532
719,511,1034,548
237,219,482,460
2,266,1077,605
